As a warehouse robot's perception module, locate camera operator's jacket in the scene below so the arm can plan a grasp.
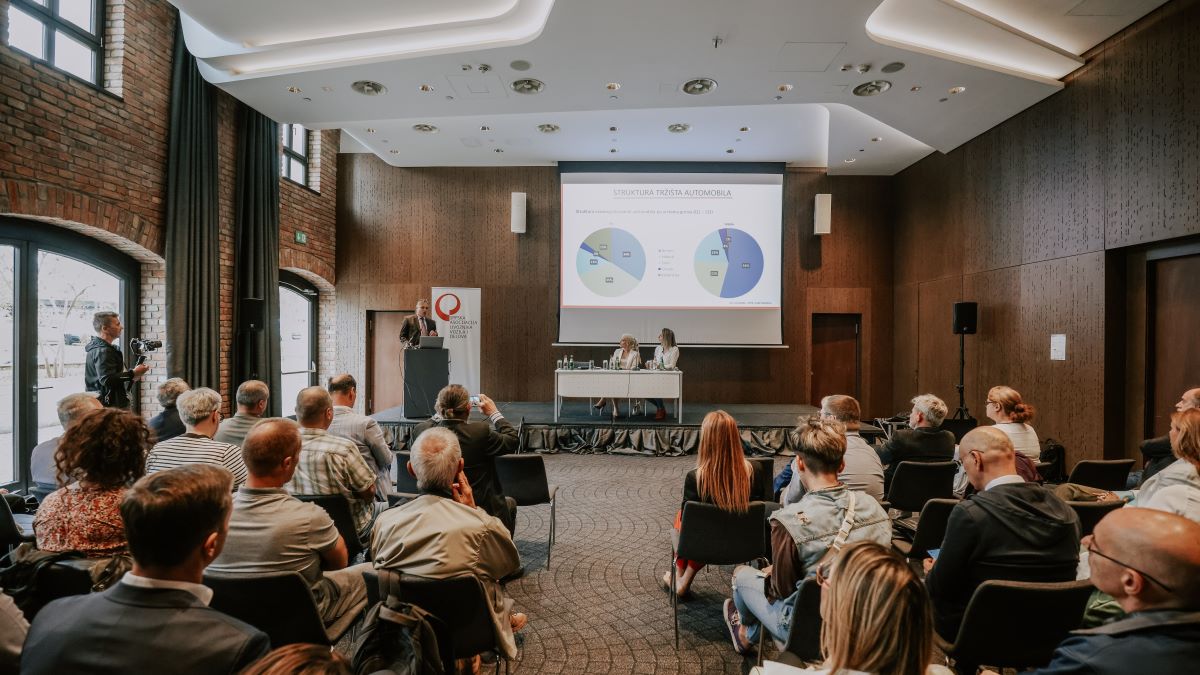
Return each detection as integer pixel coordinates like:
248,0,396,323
84,336,133,408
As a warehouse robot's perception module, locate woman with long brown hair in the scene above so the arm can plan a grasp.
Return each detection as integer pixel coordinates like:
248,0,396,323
33,407,149,556
661,409,768,597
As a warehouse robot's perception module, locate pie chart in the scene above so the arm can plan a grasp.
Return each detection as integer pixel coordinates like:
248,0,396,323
576,227,646,297
694,226,764,298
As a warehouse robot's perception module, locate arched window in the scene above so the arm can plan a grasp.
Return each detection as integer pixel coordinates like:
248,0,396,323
279,270,318,418
0,218,140,490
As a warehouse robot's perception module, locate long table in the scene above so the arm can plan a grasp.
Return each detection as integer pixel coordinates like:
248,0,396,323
554,368,683,423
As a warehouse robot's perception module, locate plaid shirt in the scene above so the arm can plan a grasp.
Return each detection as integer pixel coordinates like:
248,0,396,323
288,427,377,533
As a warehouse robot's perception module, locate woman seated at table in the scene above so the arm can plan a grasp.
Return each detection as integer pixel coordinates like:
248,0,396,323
662,410,769,598
595,333,641,418
646,327,680,421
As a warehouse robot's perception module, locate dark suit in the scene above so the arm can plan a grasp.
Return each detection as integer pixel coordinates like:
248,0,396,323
148,405,186,443
399,314,437,347
1139,435,1174,485
21,582,269,674
876,425,956,491
412,415,518,531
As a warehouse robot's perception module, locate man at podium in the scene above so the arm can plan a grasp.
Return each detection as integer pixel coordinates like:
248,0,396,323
399,298,438,348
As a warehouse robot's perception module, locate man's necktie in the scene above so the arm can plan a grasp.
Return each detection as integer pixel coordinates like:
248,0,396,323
420,317,428,336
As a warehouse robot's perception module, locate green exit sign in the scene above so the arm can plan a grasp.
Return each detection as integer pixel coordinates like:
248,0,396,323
294,231,308,244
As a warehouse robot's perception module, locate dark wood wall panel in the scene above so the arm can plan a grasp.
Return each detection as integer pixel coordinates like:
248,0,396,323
336,159,895,414
891,283,919,411
914,277,963,411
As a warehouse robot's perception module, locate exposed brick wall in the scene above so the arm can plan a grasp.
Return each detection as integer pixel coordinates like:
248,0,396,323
280,128,338,287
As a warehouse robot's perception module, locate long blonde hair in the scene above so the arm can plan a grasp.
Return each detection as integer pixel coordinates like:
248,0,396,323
820,542,934,675
1171,408,1200,465
695,410,752,512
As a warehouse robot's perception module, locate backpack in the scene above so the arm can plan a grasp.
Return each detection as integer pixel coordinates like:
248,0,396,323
348,570,445,675
0,544,85,618
1039,437,1067,483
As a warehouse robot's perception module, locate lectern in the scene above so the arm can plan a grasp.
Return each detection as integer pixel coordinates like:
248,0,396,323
402,348,449,418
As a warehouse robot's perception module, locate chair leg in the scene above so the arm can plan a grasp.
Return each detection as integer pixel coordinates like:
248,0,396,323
671,561,679,650
547,497,556,570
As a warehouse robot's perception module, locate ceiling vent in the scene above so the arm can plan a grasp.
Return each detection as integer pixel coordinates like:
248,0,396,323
667,123,691,133
681,78,718,95
351,80,388,96
852,80,892,96
510,78,545,94
412,124,439,134
537,123,560,133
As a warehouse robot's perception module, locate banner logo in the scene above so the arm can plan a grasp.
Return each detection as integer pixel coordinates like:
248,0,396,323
434,293,461,321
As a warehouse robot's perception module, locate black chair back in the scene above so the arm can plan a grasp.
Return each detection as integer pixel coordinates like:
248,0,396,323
293,494,364,562
393,573,500,661
396,451,419,494
21,558,94,621
204,571,330,647
1066,500,1124,537
1067,459,1135,491
948,579,1093,673
747,457,775,501
781,578,823,664
676,500,769,565
902,497,958,560
0,497,35,551
885,461,957,513
495,454,552,506
941,418,978,443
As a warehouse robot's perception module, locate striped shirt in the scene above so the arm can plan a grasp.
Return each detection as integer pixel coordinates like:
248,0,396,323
146,432,249,488
288,428,377,533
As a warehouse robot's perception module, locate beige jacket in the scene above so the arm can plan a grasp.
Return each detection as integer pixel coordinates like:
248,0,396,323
371,493,522,658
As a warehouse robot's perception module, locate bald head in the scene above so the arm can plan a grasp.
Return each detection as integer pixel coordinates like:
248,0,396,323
327,373,357,407
295,386,333,428
960,426,1018,491
1090,508,1200,611
241,419,302,479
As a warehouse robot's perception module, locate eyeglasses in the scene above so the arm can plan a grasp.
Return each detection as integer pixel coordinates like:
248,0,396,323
1085,536,1174,592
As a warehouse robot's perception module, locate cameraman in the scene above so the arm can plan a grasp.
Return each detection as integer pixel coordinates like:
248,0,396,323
84,311,150,409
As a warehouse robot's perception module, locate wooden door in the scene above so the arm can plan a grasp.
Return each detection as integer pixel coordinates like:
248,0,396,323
366,310,409,414
810,313,861,407
1148,253,1200,436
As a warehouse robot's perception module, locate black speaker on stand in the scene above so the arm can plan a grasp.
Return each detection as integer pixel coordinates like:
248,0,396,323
951,302,977,421
239,297,265,380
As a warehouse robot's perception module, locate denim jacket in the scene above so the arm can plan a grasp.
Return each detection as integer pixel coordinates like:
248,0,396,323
771,484,892,580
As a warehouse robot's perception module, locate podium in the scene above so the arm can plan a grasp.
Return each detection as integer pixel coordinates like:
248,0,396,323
402,348,449,418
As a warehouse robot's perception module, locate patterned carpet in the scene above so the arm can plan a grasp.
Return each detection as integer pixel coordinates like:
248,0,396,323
500,452,790,674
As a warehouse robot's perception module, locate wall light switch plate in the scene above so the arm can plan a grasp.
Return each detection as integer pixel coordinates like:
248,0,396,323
1050,334,1066,361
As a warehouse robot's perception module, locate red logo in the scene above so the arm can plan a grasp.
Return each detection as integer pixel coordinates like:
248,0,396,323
434,293,461,321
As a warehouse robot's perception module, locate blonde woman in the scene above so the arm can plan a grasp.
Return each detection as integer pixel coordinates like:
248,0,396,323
594,334,642,418
985,385,1040,460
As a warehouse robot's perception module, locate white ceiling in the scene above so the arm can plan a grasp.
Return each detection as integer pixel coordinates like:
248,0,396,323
170,0,1166,175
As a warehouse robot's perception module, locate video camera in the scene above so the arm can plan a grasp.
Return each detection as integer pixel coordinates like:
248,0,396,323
129,337,162,366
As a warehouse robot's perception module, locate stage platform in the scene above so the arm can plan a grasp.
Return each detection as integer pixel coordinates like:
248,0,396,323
373,401,826,456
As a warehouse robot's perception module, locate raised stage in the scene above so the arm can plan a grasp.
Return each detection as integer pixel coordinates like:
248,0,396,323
372,401,822,456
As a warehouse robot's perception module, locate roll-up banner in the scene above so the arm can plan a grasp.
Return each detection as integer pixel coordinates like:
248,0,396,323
431,287,481,394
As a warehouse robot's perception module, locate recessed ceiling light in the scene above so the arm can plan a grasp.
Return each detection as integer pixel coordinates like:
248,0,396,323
302,97,312,102
859,148,865,152
606,82,621,91
418,84,435,93
610,148,618,153
365,128,375,133
389,149,399,154
735,138,742,142
351,80,387,96
939,97,949,102
478,64,491,73
609,126,618,132
494,148,504,153
777,84,793,93
667,123,690,133
412,124,439,134
380,140,389,144
853,80,892,97
480,125,492,132
725,149,734,154
510,78,545,94
773,95,783,101
320,86,334,92
881,62,905,73
949,86,967,95
681,78,718,95
537,123,560,133
461,64,473,71
286,86,302,93
844,158,856,163
445,95,455,101
509,59,532,71
739,126,750,133
910,86,922,92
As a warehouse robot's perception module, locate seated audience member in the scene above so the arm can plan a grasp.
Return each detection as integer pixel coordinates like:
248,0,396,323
724,417,891,652
1,591,26,672
208,418,371,639
34,407,148,556
1018,508,1200,675
413,384,519,533
1138,408,1200,521
240,643,351,675
289,387,379,545
147,377,189,443
327,374,394,499
662,410,770,598
372,427,525,667
29,392,102,500
876,393,956,491
925,426,1080,640
783,395,885,504
215,379,269,447
775,542,952,675
986,385,1040,459
21,465,270,674
146,387,249,488
1139,388,1199,485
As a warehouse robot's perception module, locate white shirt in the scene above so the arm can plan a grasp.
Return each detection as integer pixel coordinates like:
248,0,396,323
994,422,1040,460
1143,484,1200,523
652,344,680,369
121,571,214,605
611,347,640,369
984,474,1026,491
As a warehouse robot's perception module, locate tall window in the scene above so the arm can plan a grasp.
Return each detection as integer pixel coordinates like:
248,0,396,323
7,0,105,86
0,219,138,490
279,271,317,418
281,123,310,187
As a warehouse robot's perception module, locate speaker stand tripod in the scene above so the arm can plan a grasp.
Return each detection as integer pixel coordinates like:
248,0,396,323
953,332,971,420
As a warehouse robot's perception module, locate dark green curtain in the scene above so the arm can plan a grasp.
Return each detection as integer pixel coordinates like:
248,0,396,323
165,18,220,390
232,103,282,416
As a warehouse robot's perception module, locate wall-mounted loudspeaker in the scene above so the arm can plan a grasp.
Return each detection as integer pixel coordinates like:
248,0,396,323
952,301,978,335
814,193,831,235
511,192,527,234
239,297,265,333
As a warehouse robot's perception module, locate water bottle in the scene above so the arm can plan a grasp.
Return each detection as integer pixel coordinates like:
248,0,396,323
556,358,563,370
569,354,574,369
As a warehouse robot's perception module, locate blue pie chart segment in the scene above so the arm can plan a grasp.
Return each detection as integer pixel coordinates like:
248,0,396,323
576,227,646,297
694,227,764,298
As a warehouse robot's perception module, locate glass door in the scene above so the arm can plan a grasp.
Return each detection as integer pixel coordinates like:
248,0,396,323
0,246,16,484
279,271,317,418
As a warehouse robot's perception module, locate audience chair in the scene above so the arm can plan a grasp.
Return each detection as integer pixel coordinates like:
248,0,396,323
1066,500,1124,538
1066,459,1135,491
293,494,365,562
773,578,823,667
22,558,95,621
892,497,958,564
747,457,776,501
388,571,510,675
672,500,769,650
495,454,558,569
1035,461,1055,484
204,571,332,646
0,497,35,554
395,451,420,496
362,569,455,672
884,461,957,516
944,579,1094,674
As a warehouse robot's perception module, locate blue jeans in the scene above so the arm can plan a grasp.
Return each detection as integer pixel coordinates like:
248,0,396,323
732,565,791,644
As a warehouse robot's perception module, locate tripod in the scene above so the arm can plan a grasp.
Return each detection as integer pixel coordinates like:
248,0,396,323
953,332,971,420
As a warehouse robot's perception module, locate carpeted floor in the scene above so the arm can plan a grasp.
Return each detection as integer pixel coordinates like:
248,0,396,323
500,452,791,674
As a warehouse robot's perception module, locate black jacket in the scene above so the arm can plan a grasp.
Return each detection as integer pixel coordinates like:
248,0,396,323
1139,435,1174,485
412,415,519,527
926,481,1081,639
1024,610,1200,675
148,405,186,443
877,426,956,490
84,336,132,408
